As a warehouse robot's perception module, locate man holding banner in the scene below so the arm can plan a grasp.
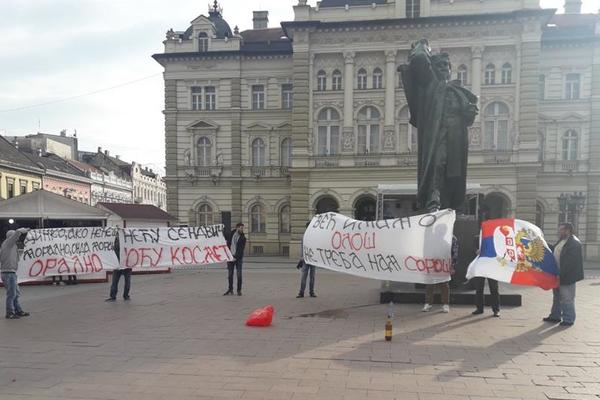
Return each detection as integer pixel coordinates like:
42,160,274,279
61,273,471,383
1,228,30,319
106,236,131,302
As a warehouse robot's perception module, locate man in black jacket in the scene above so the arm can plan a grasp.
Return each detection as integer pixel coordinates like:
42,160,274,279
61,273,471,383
224,223,246,296
544,223,584,327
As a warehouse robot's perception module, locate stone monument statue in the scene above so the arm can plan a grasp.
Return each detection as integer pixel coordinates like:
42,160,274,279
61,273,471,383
399,39,478,212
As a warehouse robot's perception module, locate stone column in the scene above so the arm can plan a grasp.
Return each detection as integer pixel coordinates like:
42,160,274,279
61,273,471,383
343,51,355,153
471,46,483,121
289,46,311,259
164,79,179,221
586,43,600,259
515,39,541,223
383,50,397,152
230,71,243,225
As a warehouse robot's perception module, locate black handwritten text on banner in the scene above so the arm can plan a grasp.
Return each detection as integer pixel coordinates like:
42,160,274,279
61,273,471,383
18,227,119,281
303,210,455,284
119,225,233,270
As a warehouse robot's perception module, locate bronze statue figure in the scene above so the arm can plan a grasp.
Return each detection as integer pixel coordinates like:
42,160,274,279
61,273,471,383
399,39,478,212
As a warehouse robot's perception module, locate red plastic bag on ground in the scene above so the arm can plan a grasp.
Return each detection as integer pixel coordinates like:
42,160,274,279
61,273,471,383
246,305,275,327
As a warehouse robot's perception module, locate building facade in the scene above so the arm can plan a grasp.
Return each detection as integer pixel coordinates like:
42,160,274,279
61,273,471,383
131,162,167,210
154,0,600,258
0,136,43,200
77,149,134,205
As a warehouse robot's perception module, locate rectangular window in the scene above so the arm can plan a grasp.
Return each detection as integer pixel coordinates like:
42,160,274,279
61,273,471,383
32,182,40,191
406,0,420,18
281,84,293,109
539,75,546,100
191,86,202,110
252,85,265,110
565,73,580,100
485,70,495,85
19,180,27,195
501,69,512,85
204,86,216,111
332,75,342,91
6,178,15,198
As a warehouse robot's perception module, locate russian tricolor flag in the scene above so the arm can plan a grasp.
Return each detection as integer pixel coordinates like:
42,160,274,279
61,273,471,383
466,218,559,290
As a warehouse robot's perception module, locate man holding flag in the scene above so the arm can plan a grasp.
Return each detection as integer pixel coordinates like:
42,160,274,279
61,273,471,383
543,223,584,327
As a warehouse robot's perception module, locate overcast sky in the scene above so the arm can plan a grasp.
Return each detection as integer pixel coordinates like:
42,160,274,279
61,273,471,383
0,0,597,171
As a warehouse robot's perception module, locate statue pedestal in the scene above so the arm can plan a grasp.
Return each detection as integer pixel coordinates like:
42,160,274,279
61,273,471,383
379,281,522,306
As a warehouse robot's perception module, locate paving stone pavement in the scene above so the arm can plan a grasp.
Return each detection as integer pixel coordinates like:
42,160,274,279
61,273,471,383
1,267,600,400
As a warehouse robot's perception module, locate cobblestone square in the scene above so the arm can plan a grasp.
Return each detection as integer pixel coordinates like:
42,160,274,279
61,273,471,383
1,265,600,400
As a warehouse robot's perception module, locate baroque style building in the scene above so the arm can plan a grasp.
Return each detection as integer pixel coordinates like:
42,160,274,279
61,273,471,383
153,0,600,259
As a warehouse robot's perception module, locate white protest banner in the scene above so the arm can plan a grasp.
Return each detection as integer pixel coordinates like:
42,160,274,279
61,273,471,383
119,225,233,270
302,210,456,284
17,227,119,282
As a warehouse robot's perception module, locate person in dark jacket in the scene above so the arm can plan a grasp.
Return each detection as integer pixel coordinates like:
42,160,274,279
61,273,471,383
105,235,132,302
224,223,246,296
472,234,500,317
297,222,316,298
544,222,584,326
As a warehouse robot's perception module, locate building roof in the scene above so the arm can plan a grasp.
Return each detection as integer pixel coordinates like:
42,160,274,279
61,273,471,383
66,159,102,174
0,136,44,175
0,190,109,220
543,13,599,42
79,151,132,180
319,0,387,7
26,152,87,178
97,202,175,221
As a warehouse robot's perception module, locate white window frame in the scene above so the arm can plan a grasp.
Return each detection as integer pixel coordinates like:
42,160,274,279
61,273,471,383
251,138,266,166
196,203,214,226
316,108,341,156
251,85,265,110
280,138,291,167
562,130,578,161
357,68,367,90
406,0,420,18
501,63,512,84
317,70,327,91
483,102,510,151
485,64,496,85
196,136,212,166
357,106,381,154
373,68,383,89
281,84,293,109
332,70,343,91
565,73,581,100
204,86,216,111
250,204,266,233
457,65,468,86
191,86,203,110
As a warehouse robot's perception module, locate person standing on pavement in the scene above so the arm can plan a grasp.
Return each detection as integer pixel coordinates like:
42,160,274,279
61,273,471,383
472,234,500,317
297,222,316,298
544,222,584,327
422,234,458,313
106,235,132,302
224,223,246,296
1,228,31,319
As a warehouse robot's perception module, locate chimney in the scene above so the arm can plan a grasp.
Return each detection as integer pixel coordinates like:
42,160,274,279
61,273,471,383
564,0,582,13
116,155,120,160
253,11,269,29
105,150,109,156
98,146,102,153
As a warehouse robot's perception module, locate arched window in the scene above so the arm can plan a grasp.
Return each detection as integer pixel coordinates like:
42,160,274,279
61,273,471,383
457,65,468,86
399,106,416,152
485,63,496,85
483,102,510,150
357,68,367,90
279,205,291,233
196,137,211,166
354,196,376,221
317,70,326,91
332,69,342,91
501,63,512,84
406,0,420,18
535,201,545,229
251,138,266,166
373,68,383,89
562,130,578,161
357,106,381,154
250,204,266,233
196,204,214,226
198,32,208,52
317,108,340,156
315,196,339,214
280,138,291,167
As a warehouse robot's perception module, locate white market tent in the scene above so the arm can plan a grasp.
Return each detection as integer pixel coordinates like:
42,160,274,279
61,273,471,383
0,190,109,225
